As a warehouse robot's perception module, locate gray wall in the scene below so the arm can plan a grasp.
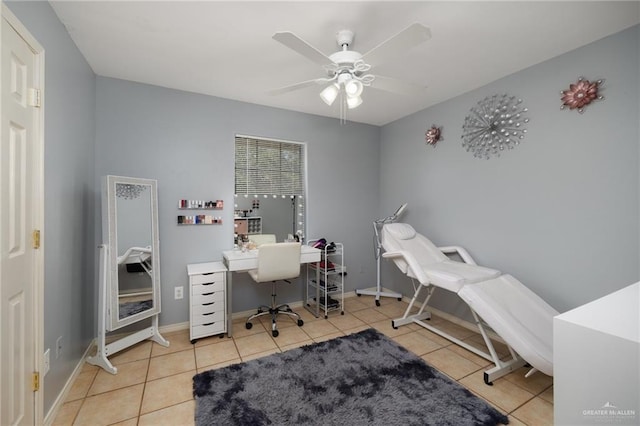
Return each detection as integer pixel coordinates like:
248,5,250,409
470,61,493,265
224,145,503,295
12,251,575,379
380,25,639,315
94,77,381,325
5,0,97,415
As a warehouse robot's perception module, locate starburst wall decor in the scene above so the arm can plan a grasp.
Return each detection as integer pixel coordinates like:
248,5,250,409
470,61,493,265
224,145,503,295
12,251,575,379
560,77,604,113
461,94,529,159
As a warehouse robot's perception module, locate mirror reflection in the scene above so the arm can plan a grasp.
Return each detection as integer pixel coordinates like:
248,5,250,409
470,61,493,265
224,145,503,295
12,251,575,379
233,195,304,245
115,183,154,319
116,183,153,319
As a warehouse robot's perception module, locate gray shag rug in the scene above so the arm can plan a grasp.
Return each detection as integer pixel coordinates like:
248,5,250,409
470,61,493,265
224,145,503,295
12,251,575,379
193,328,509,426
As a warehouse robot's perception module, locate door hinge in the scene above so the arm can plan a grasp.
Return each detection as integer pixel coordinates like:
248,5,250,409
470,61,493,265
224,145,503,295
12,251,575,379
32,372,39,392
28,88,41,108
32,229,40,249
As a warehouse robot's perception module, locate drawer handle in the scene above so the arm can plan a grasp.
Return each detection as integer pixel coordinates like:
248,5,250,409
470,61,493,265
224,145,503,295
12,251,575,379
203,322,216,326
203,312,215,316
202,291,216,296
202,282,215,286
202,302,216,306
202,272,214,275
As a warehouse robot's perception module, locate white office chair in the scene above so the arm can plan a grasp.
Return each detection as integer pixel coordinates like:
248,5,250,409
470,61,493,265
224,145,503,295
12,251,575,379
245,242,304,337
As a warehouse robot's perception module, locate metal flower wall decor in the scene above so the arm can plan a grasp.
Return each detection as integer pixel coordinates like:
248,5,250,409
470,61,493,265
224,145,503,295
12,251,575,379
461,94,529,159
425,125,442,147
560,77,604,113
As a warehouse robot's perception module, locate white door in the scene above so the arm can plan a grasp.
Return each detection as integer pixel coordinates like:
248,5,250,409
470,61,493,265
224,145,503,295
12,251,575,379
1,7,44,426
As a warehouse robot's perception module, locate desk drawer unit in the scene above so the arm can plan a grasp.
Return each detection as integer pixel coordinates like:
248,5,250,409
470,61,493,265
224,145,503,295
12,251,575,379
187,261,227,343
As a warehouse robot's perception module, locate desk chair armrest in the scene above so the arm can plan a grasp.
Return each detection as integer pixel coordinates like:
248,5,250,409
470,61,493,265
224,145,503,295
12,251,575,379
383,250,430,285
438,246,478,265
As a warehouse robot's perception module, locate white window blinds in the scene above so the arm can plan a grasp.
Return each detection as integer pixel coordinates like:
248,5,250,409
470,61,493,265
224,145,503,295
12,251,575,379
235,136,305,196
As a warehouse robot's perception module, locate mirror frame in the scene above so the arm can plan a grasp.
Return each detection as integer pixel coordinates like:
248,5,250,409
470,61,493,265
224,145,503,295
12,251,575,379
103,175,161,330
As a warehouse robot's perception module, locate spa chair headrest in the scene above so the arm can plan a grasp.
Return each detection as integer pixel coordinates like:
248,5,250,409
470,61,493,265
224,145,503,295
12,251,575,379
384,223,417,240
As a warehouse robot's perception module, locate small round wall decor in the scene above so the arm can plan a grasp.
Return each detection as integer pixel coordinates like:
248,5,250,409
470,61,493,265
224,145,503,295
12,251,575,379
560,77,604,113
461,94,529,159
425,125,442,147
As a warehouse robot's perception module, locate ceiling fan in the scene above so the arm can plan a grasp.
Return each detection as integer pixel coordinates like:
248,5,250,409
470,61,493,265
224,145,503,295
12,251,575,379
269,23,432,112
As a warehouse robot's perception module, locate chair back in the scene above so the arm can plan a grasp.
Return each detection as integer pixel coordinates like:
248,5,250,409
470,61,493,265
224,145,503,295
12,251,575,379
381,223,447,274
251,242,301,282
249,234,277,247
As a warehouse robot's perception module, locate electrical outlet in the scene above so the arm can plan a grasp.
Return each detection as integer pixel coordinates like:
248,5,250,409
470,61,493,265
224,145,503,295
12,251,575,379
43,349,50,376
56,336,63,359
174,286,184,300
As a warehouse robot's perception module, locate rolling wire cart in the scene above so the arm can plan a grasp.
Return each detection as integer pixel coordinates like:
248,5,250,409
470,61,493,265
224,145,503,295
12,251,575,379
305,239,345,318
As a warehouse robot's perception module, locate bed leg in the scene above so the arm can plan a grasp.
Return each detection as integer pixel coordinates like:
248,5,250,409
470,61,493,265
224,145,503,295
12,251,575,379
392,285,432,329
483,373,493,386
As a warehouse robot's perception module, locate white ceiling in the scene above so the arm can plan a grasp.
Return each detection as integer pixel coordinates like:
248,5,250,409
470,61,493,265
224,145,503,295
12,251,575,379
49,1,640,126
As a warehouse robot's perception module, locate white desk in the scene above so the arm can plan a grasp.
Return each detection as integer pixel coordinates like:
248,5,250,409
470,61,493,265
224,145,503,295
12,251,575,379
222,245,321,336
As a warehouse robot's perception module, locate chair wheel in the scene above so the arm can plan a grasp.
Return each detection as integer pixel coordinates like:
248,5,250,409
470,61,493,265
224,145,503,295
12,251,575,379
397,297,402,301
272,329,279,337
190,339,196,344
375,300,381,307
297,319,304,327
245,322,253,330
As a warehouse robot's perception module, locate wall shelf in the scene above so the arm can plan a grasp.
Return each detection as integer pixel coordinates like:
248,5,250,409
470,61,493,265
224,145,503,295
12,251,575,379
178,198,224,225
177,215,222,225
178,199,224,209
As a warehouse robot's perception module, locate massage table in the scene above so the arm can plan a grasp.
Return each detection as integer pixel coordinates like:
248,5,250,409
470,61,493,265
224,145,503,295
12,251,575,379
381,223,558,385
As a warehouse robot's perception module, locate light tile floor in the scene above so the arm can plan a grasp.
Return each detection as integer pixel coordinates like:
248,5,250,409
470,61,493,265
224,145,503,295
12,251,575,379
53,295,553,425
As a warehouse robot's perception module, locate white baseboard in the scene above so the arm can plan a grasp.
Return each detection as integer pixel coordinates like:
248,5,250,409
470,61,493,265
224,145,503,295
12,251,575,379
158,321,189,334
43,341,96,426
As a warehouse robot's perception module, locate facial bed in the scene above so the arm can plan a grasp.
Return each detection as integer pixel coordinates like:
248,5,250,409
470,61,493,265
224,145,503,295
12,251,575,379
381,223,558,384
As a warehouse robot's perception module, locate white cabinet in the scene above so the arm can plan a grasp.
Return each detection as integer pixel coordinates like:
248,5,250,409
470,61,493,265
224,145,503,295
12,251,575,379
305,240,345,319
554,282,639,425
187,261,227,343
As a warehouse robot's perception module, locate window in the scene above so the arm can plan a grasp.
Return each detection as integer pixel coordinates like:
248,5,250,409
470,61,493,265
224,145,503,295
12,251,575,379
234,136,305,196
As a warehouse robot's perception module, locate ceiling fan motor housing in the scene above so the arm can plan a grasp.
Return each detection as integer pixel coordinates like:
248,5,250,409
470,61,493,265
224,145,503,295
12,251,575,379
336,29,354,47
329,50,362,66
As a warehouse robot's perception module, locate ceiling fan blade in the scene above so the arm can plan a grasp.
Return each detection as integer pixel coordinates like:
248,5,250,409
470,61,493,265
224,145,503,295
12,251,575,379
268,78,331,96
362,23,431,68
273,31,335,67
369,75,427,97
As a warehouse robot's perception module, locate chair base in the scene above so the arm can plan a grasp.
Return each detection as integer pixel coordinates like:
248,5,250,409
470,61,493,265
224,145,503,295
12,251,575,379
246,302,303,337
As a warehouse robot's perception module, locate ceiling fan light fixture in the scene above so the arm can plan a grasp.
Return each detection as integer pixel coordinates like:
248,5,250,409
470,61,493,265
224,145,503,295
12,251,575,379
344,79,363,97
320,83,339,106
346,95,363,109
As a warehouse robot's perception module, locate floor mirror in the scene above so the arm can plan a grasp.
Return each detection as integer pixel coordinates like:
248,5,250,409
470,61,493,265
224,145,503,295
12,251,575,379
87,175,169,374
